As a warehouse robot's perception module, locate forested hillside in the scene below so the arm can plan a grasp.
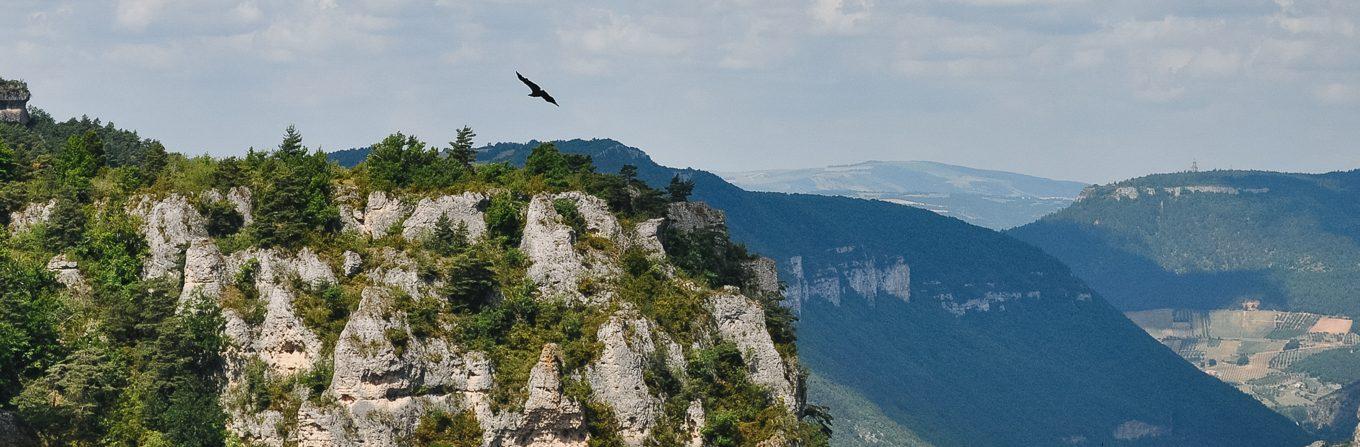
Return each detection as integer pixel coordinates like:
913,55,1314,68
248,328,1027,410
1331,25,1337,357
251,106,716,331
1010,170,1360,317
0,118,826,446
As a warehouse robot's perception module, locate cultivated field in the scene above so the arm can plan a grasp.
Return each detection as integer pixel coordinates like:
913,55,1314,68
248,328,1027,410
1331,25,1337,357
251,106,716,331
1127,308,1358,421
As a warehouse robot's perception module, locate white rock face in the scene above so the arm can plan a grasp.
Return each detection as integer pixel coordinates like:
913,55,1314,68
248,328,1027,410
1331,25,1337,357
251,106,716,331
402,193,489,241
707,291,798,412
630,218,666,258
129,194,209,281
684,401,705,447
342,250,362,277
501,343,588,447
180,238,225,304
666,202,726,232
225,248,333,376
368,247,437,299
744,257,780,296
7,200,55,234
227,186,254,225
331,288,467,403
309,287,473,447
45,254,88,294
588,311,666,446
341,191,412,237
106,188,805,447
520,192,620,304
784,255,910,308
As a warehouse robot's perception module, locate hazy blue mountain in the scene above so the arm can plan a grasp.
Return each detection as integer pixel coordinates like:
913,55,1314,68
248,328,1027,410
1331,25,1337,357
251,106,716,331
1010,170,1360,318
332,140,1311,447
720,161,1089,229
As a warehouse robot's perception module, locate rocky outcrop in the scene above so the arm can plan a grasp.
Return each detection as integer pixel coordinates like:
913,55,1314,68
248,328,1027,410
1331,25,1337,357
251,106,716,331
129,194,209,281
588,311,670,446
665,201,725,232
520,192,620,304
341,191,411,237
1091,184,1271,202
630,218,666,258
505,344,588,447
7,200,55,234
402,193,488,241
0,79,30,125
331,288,465,403
106,188,804,447
1302,381,1360,442
45,254,88,295
707,290,798,412
180,239,224,303
312,287,471,447
683,401,705,447
368,247,436,299
744,257,780,296
226,248,333,376
342,250,362,277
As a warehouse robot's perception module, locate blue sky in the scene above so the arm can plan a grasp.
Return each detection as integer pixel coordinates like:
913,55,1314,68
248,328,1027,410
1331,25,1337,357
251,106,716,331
2,0,1358,183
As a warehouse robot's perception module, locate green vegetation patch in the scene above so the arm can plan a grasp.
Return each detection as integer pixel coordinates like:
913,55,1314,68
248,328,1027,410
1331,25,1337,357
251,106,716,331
1286,347,1360,385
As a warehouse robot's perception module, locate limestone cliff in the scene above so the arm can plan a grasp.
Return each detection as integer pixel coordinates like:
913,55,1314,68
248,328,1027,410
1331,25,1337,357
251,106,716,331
30,190,809,447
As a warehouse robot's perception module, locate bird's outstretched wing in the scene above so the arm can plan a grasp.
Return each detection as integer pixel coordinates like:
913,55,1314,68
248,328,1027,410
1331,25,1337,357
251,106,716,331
516,71,541,93
541,92,559,106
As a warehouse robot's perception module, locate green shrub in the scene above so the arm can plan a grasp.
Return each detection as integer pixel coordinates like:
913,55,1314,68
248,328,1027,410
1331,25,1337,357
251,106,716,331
553,198,587,236
441,252,497,312
198,198,244,238
485,193,526,246
412,409,482,447
293,283,359,355
0,253,65,404
363,132,464,191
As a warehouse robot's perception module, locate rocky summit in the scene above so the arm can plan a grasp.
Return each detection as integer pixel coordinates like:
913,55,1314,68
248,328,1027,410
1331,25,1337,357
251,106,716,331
0,125,825,447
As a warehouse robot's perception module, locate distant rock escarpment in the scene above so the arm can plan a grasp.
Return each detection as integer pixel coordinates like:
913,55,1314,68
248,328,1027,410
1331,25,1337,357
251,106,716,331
1011,169,1360,317
0,78,30,125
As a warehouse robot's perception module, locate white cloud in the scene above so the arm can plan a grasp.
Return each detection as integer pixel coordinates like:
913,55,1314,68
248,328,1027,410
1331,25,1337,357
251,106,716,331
1314,83,1360,104
809,0,873,34
115,0,170,31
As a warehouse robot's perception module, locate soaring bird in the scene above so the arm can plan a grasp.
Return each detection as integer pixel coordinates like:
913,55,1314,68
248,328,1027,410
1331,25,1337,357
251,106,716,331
516,71,558,106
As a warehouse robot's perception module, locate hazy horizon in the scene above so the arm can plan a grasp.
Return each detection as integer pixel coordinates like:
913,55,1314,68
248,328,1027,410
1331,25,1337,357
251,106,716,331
4,0,1359,184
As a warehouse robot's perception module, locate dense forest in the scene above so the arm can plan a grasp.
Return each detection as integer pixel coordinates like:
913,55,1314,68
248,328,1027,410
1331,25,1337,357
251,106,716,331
0,114,827,446
1011,170,1360,317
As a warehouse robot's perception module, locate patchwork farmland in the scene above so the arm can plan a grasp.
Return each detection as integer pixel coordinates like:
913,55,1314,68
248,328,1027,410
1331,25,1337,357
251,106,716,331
1127,308,1359,422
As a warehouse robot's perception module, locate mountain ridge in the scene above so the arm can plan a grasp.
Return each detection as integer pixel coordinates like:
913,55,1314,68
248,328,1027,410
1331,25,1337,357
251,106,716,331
718,159,1088,229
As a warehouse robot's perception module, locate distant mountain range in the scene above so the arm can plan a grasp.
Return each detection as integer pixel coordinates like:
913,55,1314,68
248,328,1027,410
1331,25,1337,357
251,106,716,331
1010,169,1360,318
336,140,1310,446
720,161,1088,230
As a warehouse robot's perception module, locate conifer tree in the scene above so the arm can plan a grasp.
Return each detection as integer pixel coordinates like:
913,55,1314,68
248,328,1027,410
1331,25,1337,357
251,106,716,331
449,126,477,170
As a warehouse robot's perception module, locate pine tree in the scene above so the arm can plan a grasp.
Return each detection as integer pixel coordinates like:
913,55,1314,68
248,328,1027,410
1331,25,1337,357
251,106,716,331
618,164,638,182
427,215,470,256
277,125,306,158
449,126,477,170
251,127,337,248
139,141,169,185
666,175,694,202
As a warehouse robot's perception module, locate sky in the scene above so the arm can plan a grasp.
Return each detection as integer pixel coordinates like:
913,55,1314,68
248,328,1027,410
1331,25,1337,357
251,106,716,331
2,0,1358,184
